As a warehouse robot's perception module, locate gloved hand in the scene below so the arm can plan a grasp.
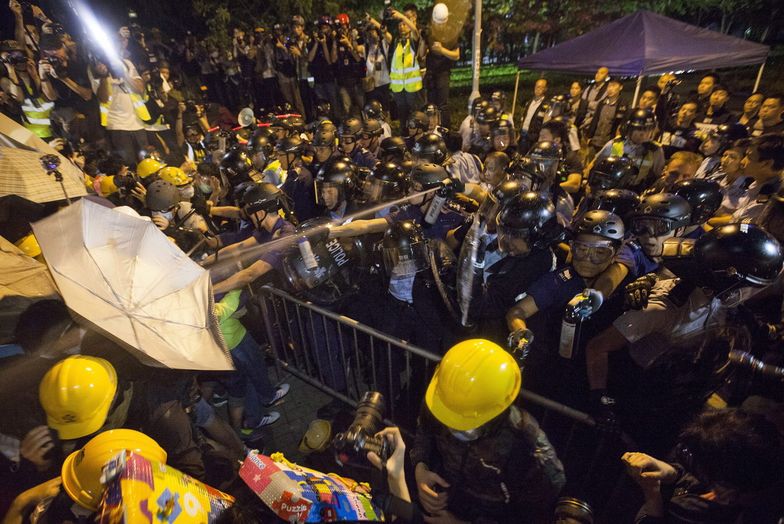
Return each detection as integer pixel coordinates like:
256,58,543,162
589,390,621,435
624,273,658,310
437,177,465,199
567,289,604,319
507,328,534,364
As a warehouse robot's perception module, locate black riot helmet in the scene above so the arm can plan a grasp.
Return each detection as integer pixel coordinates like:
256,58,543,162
496,192,563,255
282,217,361,305
219,148,254,180
241,182,287,217
526,140,562,189
491,119,516,151
275,135,303,154
490,90,507,112
379,136,408,163
339,117,363,150
315,100,332,118
471,97,489,118
631,193,692,237
406,111,429,134
626,108,656,132
410,162,449,192
475,106,499,126
315,156,356,210
672,178,723,225
249,133,274,170
695,224,783,290
318,119,338,136
572,210,625,243
363,162,408,204
545,94,569,119
145,180,180,212
477,178,526,229
363,100,385,121
584,189,641,223
711,122,749,147
288,115,306,135
412,133,449,165
587,156,639,191
312,128,337,148
381,220,430,278
362,118,384,140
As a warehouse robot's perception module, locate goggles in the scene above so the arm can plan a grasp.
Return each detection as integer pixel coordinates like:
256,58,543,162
571,240,615,264
631,217,676,237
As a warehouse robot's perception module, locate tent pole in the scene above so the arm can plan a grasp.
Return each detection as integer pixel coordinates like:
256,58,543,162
511,70,521,119
632,75,643,107
469,0,483,106
753,61,766,92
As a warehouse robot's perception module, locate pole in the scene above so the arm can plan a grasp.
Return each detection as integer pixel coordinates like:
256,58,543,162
469,0,482,106
511,70,521,120
632,74,643,107
753,61,766,92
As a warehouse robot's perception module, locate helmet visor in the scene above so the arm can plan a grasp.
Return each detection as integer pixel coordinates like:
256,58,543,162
496,221,531,254
529,155,558,185
477,192,501,225
314,180,344,208
363,177,402,204
382,240,429,277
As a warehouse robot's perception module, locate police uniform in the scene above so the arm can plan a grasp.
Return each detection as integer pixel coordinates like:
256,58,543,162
350,146,378,170
387,203,466,242
281,166,319,222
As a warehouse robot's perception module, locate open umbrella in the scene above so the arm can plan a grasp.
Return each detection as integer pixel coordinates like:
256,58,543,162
32,199,233,370
0,146,87,204
0,235,59,343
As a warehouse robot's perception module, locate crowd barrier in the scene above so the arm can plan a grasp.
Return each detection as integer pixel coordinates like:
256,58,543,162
256,285,641,521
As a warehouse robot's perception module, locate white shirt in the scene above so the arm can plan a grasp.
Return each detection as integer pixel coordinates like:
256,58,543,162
90,59,145,131
458,116,473,151
522,97,544,132
366,41,391,87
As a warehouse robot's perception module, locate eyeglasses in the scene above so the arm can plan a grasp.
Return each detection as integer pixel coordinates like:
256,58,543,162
571,240,615,264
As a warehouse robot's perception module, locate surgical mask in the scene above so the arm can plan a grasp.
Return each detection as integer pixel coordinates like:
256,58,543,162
152,210,175,222
198,183,213,195
179,185,195,200
450,428,482,442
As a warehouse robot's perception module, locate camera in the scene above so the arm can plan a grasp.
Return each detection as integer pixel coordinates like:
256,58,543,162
114,172,140,193
333,391,391,463
383,0,396,24
4,51,27,66
40,154,61,172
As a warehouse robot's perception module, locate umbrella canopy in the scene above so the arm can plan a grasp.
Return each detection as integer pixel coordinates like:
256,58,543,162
32,199,233,371
0,146,87,204
0,235,59,343
518,10,769,75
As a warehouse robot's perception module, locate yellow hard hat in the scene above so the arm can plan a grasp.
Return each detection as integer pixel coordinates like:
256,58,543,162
14,233,42,258
61,429,166,510
136,158,166,179
96,175,119,196
158,166,191,187
425,339,521,431
298,419,332,454
39,356,118,440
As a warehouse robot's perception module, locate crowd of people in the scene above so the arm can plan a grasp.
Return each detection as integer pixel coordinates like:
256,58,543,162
2,0,784,522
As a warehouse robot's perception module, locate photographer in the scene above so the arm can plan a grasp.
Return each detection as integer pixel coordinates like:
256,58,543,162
334,14,366,117
386,4,426,126
410,340,565,523
1,37,55,140
622,409,784,523
273,23,306,118
309,16,339,120
88,45,150,166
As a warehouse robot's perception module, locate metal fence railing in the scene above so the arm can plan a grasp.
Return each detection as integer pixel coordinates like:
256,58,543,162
256,285,640,521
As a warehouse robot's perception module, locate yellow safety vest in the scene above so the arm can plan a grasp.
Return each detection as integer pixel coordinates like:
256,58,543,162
20,95,54,138
99,81,151,127
390,39,422,93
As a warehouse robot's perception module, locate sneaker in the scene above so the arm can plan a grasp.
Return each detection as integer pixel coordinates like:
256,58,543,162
264,383,290,407
241,412,281,435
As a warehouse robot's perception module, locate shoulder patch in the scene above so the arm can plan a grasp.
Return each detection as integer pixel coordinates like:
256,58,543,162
558,268,573,281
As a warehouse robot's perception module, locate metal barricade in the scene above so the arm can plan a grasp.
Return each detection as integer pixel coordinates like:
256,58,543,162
257,285,639,521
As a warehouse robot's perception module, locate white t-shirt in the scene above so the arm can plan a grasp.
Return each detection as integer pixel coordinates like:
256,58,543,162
90,59,145,132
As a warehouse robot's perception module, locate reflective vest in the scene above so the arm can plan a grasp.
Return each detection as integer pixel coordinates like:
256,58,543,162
390,39,422,93
99,82,151,127
20,95,54,138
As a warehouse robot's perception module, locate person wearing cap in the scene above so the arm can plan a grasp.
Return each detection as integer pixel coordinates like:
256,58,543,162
424,3,459,130
410,339,565,523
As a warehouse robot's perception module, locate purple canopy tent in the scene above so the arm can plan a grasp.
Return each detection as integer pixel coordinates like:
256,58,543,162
515,10,769,106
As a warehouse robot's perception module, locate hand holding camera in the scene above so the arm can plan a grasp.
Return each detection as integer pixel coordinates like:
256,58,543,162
20,425,56,472
38,59,56,79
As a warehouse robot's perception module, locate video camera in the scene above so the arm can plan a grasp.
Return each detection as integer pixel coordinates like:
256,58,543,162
383,0,396,25
333,391,391,464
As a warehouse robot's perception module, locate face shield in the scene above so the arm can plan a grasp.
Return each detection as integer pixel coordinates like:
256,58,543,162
314,180,345,211
282,237,356,305
251,150,267,170
362,175,403,204
496,219,531,257
528,154,559,189
382,239,430,278
571,238,616,278
477,193,502,229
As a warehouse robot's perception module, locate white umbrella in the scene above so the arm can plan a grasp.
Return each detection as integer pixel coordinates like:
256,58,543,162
32,199,233,370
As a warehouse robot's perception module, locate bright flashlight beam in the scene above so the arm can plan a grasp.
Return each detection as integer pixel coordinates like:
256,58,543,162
205,187,441,283
71,0,123,70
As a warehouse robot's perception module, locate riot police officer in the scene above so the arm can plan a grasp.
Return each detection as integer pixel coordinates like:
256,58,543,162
339,117,377,168
315,156,358,220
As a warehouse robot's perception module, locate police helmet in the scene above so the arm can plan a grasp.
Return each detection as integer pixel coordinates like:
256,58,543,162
588,156,639,191
572,210,625,243
496,192,563,250
412,133,449,165
672,179,723,225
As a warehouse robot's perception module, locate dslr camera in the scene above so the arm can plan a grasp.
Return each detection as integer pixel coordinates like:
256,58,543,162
333,391,391,462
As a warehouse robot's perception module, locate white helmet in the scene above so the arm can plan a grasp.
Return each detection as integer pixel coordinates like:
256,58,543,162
432,3,449,24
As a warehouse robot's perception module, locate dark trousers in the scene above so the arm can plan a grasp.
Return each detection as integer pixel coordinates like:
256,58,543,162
313,80,340,121
426,69,451,129
108,129,149,166
229,333,275,427
392,89,424,129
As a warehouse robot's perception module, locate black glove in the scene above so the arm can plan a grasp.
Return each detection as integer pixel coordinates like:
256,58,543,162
624,273,657,310
589,390,621,435
437,177,465,198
